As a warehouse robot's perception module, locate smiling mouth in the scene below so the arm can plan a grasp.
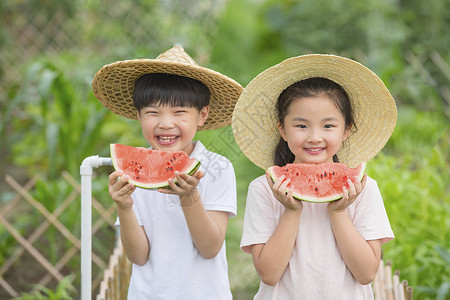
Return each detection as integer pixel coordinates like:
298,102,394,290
157,135,179,144
305,148,325,153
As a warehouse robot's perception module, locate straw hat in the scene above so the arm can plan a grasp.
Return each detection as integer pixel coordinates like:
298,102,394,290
232,54,397,169
92,46,243,131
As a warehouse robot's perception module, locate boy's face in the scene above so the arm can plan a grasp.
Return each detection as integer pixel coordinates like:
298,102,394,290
137,103,209,155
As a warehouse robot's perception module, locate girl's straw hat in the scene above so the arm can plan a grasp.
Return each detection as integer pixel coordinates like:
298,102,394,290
232,54,397,169
92,46,243,131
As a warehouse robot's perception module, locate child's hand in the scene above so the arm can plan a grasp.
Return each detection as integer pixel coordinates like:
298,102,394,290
328,174,367,213
109,170,136,209
158,171,204,206
266,171,303,212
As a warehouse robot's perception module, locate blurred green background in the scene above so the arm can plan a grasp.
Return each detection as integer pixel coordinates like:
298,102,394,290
0,0,449,299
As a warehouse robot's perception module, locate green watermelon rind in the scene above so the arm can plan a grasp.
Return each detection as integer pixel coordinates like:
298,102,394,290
110,144,201,190
268,162,366,203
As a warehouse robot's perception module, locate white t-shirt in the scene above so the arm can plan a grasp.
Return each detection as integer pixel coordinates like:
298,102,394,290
240,175,394,300
117,141,237,299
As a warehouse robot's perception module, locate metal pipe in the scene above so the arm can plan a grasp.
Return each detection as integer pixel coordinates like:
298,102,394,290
80,156,112,300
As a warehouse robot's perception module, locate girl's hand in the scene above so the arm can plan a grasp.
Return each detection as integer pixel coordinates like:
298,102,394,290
328,174,367,213
109,170,136,209
266,171,303,212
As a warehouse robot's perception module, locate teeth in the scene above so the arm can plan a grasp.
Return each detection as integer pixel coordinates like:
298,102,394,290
159,136,177,141
307,148,323,152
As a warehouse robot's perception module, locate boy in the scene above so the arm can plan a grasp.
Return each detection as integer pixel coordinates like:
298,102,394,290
92,46,243,299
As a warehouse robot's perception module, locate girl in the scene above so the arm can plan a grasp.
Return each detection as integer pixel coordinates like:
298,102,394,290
232,54,397,299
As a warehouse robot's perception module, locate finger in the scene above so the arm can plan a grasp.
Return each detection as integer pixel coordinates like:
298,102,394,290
114,174,131,189
352,176,364,195
341,186,349,201
109,170,122,186
346,179,357,196
193,170,204,180
158,187,176,194
119,182,135,196
272,175,286,190
173,172,192,188
361,174,367,190
167,177,182,193
266,171,275,188
286,189,294,200
110,175,128,195
279,178,291,193
177,172,200,186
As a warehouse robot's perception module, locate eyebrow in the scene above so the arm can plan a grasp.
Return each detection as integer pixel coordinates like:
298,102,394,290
292,117,340,122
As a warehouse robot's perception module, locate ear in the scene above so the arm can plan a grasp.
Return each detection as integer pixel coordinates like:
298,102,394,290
278,122,287,141
136,110,141,121
197,106,210,126
342,124,352,142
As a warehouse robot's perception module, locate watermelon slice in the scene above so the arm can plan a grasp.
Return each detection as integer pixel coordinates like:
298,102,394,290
268,162,366,202
110,143,201,189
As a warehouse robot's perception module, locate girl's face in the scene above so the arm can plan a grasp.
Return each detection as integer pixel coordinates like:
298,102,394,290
137,104,209,155
278,95,351,164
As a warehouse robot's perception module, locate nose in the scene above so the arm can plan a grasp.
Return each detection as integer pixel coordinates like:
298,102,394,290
157,115,175,129
307,128,322,143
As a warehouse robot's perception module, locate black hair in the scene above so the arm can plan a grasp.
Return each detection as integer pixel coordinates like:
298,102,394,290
133,73,211,112
274,77,357,166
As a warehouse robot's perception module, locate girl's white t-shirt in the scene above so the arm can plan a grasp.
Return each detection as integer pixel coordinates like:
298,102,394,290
240,175,394,300
117,141,237,299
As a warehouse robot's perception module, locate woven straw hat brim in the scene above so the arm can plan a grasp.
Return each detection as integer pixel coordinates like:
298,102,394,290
232,54,397,169
92,52,243,131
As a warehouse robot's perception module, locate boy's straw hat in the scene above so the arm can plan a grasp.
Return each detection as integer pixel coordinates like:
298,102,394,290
92,46,243,131
232,54,397,169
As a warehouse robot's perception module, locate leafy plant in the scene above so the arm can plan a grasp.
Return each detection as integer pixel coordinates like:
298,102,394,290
368,128,449,300
10,61,110,178
12,275,76,300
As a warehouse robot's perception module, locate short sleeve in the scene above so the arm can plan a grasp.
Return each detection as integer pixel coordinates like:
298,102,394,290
200,155,237,217
352,177,394,245
240,176,280,253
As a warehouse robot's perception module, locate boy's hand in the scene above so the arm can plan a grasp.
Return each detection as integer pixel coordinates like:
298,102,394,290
266,171,302,212
158,171,204,206
328,174,367,213
109,171,136,209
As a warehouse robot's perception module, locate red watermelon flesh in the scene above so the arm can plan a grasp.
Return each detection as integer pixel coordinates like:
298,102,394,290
268,162,366,202
110,143,201,189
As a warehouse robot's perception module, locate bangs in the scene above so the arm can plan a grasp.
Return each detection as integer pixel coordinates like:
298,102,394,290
133,73,210,111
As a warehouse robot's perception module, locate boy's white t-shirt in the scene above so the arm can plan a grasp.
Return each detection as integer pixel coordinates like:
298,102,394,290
240,174,394,300
116,141,237,300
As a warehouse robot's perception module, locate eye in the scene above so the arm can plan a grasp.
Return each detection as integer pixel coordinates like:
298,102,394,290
296,124,307,129
324,124,334,129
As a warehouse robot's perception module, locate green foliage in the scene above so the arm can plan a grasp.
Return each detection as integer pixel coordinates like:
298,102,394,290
211,0,288,86
366,128,449,300
8,60,140,178
0,0,449,298
385,105,448,156
0,225,16,266
12,275,76,300
398,0,450,55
